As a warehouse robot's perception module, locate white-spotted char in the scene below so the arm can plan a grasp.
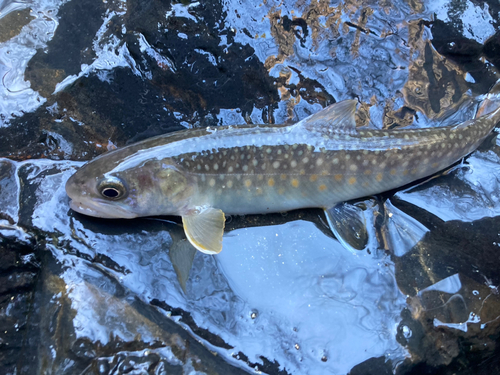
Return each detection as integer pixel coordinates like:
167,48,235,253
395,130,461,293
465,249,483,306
65,100,500,254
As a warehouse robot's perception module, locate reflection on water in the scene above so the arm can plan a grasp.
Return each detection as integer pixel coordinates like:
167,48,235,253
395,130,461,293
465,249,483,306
397,147,500,222
3,158,408,373
217,222,406,373
2,129,500,372
1,0,500,373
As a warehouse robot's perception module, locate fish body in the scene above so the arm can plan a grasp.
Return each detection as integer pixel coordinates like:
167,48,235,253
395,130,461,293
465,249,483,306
66,100,500,253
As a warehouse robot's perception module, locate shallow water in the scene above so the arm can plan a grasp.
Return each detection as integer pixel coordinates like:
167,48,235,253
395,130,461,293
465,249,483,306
1,0,500,374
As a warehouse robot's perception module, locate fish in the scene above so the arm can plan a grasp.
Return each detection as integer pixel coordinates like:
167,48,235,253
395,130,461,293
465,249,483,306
65,99,500,254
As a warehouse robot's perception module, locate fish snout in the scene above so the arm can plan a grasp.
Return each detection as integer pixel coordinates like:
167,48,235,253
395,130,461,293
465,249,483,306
65,172,137,219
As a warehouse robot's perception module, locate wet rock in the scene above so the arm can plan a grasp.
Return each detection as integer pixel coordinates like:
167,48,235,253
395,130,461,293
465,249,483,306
0,8,34,44
1,0,500,374
0,241,41,375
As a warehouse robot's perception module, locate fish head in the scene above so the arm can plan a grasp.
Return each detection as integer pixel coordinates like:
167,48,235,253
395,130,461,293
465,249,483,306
66,152,193,219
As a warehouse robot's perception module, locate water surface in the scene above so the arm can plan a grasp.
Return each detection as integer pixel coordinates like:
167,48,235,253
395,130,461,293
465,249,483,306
1,0,500,373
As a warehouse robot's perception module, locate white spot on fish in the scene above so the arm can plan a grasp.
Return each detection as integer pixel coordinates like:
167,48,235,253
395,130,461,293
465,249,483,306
209,178,216,187
273,161,280,169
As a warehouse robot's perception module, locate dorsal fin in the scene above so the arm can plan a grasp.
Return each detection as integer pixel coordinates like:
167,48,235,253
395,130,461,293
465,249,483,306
295,99,358,135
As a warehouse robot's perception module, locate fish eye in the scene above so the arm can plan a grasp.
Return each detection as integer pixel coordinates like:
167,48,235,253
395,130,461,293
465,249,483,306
97,176,127,200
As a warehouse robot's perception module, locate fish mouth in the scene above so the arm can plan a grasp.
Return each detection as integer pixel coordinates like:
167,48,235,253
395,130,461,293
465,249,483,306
68,199,138,219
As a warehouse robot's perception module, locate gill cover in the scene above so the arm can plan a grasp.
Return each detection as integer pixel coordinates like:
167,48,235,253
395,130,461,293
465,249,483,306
156,166,188,198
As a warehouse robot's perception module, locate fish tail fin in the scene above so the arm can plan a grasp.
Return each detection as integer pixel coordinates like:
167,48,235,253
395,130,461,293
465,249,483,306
476,79,500,121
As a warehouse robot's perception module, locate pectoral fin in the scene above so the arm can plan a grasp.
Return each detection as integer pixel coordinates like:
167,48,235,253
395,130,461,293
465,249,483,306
182,207,226,254
325,202,369,251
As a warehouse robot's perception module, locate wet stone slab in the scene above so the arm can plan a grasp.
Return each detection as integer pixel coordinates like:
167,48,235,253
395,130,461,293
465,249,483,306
0,0,500,374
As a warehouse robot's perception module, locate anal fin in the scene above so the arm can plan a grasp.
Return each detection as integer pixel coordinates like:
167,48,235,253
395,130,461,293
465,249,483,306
378,199,429,257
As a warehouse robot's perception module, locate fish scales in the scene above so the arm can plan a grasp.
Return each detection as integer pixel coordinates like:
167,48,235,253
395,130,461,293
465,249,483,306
165,121,489,214
65,100,500,253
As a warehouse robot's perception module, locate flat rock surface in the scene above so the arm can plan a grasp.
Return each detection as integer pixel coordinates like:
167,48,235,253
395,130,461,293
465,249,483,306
1,0,500,374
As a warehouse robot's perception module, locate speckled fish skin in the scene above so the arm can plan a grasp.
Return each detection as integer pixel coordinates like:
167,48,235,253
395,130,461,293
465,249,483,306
65,100,500,253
